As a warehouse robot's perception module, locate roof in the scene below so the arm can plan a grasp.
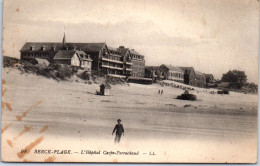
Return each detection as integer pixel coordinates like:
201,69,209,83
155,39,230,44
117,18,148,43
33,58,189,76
53,50,77,59
161,64,183,73
129,49,144,56
107,46,121,55
205,74,214,78
75,51,92,61
53,50,92,61
194,70,205,76
179,67,194,74
117,47,144,57
107,46,117,51
118,48,129,56
20,42,106,52
145,66,160,71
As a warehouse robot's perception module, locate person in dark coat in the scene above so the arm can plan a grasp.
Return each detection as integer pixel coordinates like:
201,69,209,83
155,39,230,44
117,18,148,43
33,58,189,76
112,119,124,144
100,84,105,95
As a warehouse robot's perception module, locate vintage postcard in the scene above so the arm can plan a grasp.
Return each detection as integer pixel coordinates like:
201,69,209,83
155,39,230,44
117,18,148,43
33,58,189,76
1,0,259,163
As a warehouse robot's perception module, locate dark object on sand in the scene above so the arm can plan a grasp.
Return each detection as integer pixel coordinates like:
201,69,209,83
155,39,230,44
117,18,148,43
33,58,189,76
217,89,229,95
217,90,223,94
222,89,229,94
183,104,192,107
177,91,197,101
96,84,111,96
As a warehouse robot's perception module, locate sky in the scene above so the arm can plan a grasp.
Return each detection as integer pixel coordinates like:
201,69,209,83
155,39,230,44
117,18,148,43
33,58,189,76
2,0,259,83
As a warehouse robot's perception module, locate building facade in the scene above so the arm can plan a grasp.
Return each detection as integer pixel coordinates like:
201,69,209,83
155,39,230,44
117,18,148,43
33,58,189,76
129,49,145,78
179,67,196,86
118,46,145,78
100,46,132,78
53,50,92,69
205,74,214,83
160,64,184,83
145,66,160,82
20,35,147,79
194,71,206,87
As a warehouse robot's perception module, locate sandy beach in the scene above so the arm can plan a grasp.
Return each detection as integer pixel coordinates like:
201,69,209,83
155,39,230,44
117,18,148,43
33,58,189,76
1,67,257,163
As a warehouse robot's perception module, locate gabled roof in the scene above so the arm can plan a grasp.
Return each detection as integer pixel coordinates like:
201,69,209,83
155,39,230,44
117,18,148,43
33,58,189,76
118,48,129,56
66,43,105,52
53,50,77,59
145,66,160,71
76,51,92,61
161,64,183,73
107,46,121,55
179,67,194,74
194,70,205,76
53,50,93,61
117,47,144,57
129,49,144,57
20,42,106,52
20,42,62,52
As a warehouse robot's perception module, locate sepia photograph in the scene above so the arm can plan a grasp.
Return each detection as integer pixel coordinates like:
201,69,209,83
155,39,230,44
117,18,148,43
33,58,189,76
1,0,259,163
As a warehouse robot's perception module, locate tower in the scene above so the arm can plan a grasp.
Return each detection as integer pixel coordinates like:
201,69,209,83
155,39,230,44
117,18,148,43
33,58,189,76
62,32,66,48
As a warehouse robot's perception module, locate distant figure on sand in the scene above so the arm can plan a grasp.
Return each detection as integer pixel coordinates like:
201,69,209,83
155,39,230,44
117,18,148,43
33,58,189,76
161,90,163,94
112,119,125,144
158,90,161,94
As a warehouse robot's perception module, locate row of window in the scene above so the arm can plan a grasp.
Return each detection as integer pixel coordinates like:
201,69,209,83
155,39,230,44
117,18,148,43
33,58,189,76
23,54,48,58
108,70,123,75
109,50,121,55
102,62,123,68
130,54,144,60
132,72,144,77
103,55,121,61
169,72,183,78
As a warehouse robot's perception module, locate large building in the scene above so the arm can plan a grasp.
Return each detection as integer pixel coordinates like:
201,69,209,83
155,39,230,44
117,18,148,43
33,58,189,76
118,46,145,78
20,34,148,80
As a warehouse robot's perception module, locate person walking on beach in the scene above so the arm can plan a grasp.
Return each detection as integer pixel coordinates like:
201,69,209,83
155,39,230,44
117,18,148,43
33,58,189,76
112,119,125,144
